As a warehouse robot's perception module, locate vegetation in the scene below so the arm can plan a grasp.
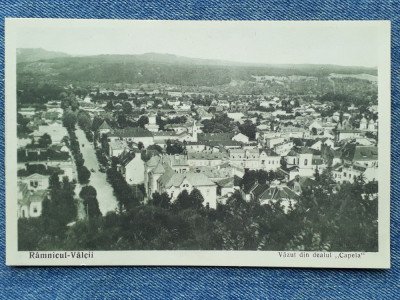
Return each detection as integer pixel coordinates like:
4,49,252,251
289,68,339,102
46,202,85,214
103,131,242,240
18,173,377,252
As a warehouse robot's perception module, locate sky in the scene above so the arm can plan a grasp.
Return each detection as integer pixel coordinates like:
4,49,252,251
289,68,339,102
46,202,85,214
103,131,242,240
11,19,386,67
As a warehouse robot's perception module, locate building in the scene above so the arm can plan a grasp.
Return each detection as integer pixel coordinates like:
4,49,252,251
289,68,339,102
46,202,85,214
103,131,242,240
98,120,112,136
118,150,145,185
109,140,129,157
157,171,217,208
232,133,249,144
144,153,219,208
258,185,299,213
108,127,154,148
17,182,47,219
187,152,228,168
31,122,68,145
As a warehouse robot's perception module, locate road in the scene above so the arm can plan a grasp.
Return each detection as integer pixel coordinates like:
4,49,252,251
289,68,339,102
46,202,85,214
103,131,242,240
75,128,118,215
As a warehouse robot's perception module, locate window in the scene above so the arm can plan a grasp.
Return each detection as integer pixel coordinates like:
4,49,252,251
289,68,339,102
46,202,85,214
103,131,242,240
30,180,38,188
33,206,38,213
343,172,347,177
304,159,308,166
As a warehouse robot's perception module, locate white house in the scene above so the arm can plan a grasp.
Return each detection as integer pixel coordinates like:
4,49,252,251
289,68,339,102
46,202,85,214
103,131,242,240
232,133,249,144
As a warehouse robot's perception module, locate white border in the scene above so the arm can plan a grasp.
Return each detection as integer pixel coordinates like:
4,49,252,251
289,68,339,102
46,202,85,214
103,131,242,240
5,18,391,268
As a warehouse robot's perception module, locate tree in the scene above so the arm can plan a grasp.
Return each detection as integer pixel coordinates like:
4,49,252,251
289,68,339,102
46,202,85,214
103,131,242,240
122,102,133,114
78,166,91,184
189,189,204,210
137,115,149,128
173,190,191,210
147,144,163,154
79,186,101,218
42,176,77,235
63,109,77,130
117,114,127,128
77,110,92,131
152,192,171,209
166,140,184,155
38,133,52,148
238,120,257,140
314,168,320,182
49,172,61,190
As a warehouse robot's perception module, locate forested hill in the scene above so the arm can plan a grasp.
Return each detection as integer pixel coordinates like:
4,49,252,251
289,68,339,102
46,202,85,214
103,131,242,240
17,48,71,63
17,50,377,87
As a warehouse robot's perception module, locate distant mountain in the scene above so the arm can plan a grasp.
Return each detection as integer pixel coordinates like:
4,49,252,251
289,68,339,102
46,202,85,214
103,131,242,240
17,48,71,63
17,52,377,87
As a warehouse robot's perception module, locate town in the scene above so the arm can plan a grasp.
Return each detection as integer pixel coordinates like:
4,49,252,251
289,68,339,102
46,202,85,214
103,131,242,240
16,51,379,252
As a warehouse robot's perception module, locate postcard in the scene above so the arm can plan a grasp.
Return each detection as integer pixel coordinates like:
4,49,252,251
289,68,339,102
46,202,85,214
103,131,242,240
5,18,390,267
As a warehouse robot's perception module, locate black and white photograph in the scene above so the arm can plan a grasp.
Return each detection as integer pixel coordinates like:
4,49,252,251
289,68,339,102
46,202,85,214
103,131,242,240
5,19,390,267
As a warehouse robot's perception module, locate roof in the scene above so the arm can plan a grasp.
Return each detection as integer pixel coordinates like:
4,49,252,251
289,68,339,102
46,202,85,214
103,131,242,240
243,181,258,194
119,151,136,167
146,155,161,168
158,172,215,189
260,149,280,157
342,144,378,161
287,177,316,189
185,173,215,186
198,133,234,142
259,186,298,201
152,162,166,174
111,127,153,138
187,152,228,160
252,184,269,199
98,120,112,130
215,177,234,188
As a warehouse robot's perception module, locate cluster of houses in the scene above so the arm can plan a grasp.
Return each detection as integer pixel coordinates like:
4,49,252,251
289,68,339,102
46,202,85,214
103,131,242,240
17,103,76,219
97,96,378,212
16,87,379,218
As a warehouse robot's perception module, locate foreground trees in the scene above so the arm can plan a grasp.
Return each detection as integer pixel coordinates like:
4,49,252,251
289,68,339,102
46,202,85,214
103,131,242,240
18,175,378,252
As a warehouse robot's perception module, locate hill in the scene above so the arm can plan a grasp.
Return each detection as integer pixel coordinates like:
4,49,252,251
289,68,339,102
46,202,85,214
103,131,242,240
17,48,71,63
17,52,377,87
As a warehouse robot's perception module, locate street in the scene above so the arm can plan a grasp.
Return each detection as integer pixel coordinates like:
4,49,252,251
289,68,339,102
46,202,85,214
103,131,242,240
75,128,119,215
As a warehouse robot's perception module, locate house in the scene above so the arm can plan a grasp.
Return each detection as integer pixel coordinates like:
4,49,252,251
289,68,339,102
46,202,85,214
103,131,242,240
273,141,294,156
118,150,145,185
19,173,49,191
19,107,36,117
227,112,244,123
241,181,268,202
108,127,154,148
287,176,316,195
144,155,190,197
197,132,234,143
232,133,249,144
109,140,129,157
31,122,68,144
157,171,217,208
98,120,112,136
265,136,285,148
332,163,378,184
17,182,47,218
259,149,281,171
258,185,299,213
187,152,229,168
215,177,235,197
341,144,378,167
17,149,74,180
310,138,335,151
336,129,363,141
